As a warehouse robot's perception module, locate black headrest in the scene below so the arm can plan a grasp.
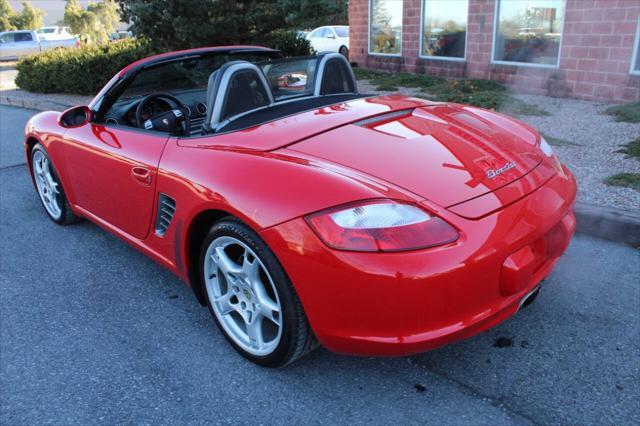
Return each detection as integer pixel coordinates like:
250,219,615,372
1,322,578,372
314,53,358,96
203,61,274,133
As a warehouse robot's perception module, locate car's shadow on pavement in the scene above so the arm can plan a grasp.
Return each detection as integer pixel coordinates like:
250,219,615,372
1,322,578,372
2,165,638,425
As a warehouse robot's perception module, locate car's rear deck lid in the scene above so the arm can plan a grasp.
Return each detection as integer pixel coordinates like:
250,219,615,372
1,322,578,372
287,104,545,209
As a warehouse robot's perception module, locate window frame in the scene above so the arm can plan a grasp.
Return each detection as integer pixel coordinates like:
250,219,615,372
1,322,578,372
418,0,469,62
491,0,566,69
309,28,324,39
368,0,404,57
14,32,34,42
0,33,15,43
630,17,640,75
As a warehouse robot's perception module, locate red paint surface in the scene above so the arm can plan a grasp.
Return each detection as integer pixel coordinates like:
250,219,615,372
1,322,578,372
25,88,577,356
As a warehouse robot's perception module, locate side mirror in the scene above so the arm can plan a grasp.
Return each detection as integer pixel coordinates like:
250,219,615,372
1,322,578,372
59,105,92,128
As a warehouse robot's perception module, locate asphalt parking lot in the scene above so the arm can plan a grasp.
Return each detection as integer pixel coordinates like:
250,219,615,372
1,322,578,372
1,105,639,425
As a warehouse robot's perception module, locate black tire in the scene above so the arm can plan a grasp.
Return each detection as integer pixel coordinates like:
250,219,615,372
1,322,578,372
199,218,318,367
30,144,78,225
339,46,349,58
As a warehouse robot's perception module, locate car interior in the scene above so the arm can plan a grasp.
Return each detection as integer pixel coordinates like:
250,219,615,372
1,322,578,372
99,52,363,137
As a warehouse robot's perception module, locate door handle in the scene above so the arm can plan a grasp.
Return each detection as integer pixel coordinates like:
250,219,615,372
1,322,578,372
131,166,152,185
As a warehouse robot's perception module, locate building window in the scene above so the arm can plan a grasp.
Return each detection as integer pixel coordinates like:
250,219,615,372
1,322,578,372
632,18,640,75
421,0,468,60
493,0,565,67
369,0,403,55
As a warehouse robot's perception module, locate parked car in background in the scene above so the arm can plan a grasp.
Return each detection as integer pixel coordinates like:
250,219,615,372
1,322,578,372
306,26,349,57
37,26,74,41
110,30,133,41
0,30,79,61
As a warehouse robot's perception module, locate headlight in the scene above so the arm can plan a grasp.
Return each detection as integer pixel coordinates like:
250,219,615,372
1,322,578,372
305,200,459,252
540,136,554,157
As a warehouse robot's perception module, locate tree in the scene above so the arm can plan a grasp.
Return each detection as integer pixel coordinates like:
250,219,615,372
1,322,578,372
281,0,348,29
64,0,121,44
1,0,44,31
117,0,348,51
0,0,16,31
11,1,44,30
87,0,120,40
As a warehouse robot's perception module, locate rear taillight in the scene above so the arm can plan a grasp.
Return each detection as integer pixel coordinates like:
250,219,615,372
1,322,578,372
305,200,459,252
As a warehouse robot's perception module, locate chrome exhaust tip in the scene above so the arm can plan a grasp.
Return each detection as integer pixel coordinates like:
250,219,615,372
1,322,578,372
519,286,541,310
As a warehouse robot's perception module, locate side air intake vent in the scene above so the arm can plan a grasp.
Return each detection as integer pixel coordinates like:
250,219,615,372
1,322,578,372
155,194,176,237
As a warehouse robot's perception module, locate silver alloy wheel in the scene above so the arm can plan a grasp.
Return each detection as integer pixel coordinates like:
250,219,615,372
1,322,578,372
32,150,62,220
204,236,283,356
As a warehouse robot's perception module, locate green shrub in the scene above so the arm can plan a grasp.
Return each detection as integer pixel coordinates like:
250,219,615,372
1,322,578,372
263,30,314,57
604,102,640,123
605,173,640,191
352,67,384,80
353,68,549,115
353,68,444,91
617,137,640,159
15,39,157,95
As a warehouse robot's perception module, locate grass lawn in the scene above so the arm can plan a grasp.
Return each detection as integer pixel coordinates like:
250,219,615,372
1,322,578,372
604,102,640,123
605,173,640,191
353,68,549,117
617,137,640,159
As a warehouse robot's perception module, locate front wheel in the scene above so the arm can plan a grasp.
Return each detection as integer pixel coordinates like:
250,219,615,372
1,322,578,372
31,144,78,225
200,218,317,367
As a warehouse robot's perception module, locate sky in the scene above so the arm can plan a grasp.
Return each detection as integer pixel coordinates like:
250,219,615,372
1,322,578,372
8,1,95,26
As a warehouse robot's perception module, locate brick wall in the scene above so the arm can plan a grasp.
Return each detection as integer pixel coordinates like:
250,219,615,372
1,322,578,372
349,0,640,102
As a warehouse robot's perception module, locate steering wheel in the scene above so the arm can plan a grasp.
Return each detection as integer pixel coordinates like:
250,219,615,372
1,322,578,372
135,93,191,136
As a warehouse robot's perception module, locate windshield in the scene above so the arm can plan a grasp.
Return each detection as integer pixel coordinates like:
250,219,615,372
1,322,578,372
335,27,349,37
119,51,279,100
38,28,55,34
259,57,318,100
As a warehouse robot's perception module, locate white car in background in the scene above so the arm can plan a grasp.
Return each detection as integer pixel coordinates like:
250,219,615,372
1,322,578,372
306,26,349,57
0,30,79,61
37,26,74,41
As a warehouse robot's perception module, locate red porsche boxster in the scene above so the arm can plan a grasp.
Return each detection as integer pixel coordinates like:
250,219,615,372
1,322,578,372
24,46,577,367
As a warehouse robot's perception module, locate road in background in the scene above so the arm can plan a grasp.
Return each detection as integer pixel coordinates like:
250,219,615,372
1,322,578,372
1,105,639,425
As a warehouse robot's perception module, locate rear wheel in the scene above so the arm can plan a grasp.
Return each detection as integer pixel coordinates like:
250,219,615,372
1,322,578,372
200,218,317,367
31,144,78,225
339,46,349,58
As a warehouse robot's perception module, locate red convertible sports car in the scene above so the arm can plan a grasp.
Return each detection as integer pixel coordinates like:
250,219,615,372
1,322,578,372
25,46,577,367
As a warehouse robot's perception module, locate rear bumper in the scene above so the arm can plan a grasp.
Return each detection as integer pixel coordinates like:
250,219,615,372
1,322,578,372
260,165,577,356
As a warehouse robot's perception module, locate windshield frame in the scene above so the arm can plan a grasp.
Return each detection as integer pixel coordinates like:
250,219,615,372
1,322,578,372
94,48,282,122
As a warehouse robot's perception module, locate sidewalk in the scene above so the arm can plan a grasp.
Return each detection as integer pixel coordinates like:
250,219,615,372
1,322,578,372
0,89,92,112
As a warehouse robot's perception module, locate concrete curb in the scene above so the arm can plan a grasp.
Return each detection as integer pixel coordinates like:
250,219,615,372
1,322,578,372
2,92,638,246
0,92,76,112
574,202,640,247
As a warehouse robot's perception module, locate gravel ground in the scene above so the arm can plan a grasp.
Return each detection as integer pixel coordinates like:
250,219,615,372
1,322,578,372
357,79,640,212
514,94,639,211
